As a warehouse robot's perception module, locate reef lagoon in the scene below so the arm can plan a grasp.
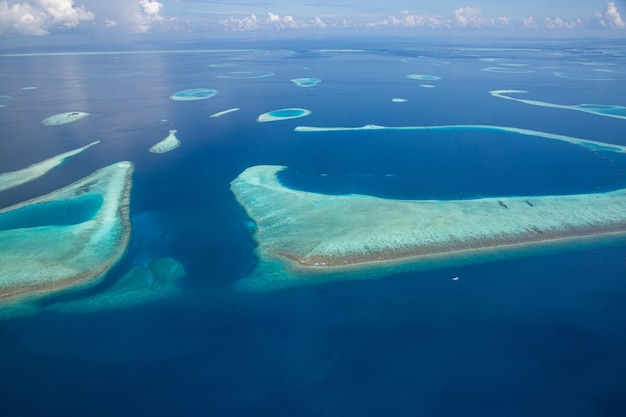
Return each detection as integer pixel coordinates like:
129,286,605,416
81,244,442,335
1,39,626,417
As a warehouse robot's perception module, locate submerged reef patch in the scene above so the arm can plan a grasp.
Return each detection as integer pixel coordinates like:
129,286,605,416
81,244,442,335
291,78,321,87
553,72,615,81
481,67,534,74
0,162,133,307
46,257,185,314
217,71,274,79
407,74,441,81
490,90,626,120
170,88,218,101
42,111,89,125
0,95,12,107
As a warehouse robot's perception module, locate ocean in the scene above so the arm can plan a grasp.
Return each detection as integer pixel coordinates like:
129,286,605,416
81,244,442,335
0,38,625,416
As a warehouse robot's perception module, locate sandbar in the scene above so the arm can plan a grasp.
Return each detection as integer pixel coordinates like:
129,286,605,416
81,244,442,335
170,88,218,101
490,90,626,120
0,141,100,192
210,108,240,118
257,108,311,122
294,124,626,154
149,130,180,153
231,165,626,291
0,161,134,305
42,111,89,126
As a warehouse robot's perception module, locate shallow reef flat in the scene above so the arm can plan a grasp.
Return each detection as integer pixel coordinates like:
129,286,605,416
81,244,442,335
291,78,321,87
170,88,218,101
490,90,626,120
46,257,185,314
0,141,99,192
257,108,311,122
149,130,180,153
42,111,90,126
231,165,626,291
0,162,133,308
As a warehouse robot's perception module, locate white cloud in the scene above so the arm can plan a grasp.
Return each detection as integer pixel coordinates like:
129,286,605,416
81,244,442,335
543,16,581,29
379,10,442,28
522,16,538,29
221,12,330,31
593,1,625,28
452,7,485,27
134,0,164,33
0,0,94,35
377,8,515,29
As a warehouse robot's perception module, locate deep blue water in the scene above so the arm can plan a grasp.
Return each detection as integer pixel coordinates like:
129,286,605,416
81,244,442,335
0,39,625,417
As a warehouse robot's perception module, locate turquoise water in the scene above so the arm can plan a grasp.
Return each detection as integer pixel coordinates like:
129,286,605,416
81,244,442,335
0,194,103,230
0,39,625,417
169,88,218,100
272,108,308,117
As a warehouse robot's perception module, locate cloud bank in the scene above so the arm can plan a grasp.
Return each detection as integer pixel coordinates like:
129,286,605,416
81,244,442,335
0,1,624,36
219,3,625,32
0,0,94,35
0,0,167,35
220,12,333,31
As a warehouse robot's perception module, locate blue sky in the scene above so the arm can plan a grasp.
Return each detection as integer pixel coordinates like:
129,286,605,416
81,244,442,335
1,0,625,36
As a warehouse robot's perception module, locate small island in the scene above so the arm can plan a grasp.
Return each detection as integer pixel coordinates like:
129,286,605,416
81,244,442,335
149,130,181,153
42,111,89,125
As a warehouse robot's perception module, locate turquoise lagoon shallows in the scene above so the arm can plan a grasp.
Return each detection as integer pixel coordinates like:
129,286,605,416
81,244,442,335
490,90,626,120
47,257,185,314
0,141,99,192
42,111,89,126
149,130,180,153
169,88,218,101
291,78,321,88
554,72,615,81
257,108,311,122
407,74,441,81
0,95,12,107
481,67,534,74
231,125,626,291
0,162,133,306
217,71,274,79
